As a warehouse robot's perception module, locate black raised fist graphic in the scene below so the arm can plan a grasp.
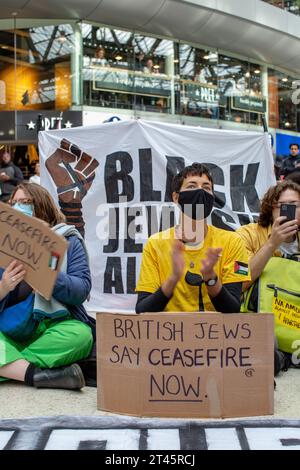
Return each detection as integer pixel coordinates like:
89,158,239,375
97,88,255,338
46,138,99,237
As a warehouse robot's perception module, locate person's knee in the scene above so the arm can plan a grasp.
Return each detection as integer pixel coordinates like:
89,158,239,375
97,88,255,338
69,322,93,349
23,321,93,368
45,320,92,354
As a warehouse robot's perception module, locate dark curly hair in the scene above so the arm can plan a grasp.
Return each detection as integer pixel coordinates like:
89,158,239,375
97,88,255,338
258,180,300,227
171,163,213,193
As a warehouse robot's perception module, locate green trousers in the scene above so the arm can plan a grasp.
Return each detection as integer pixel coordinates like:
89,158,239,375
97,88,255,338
0,318,93,382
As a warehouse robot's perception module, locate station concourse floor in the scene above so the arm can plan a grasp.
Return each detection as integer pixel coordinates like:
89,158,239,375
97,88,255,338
0,367,299,420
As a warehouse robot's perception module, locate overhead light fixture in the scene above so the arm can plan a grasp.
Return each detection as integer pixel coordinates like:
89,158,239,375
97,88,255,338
254,69,261,74
285,121,291,127
282,77,288,82
58,30,67,43
153,64,160,69
245,71,250,78
173,59,179,63
203,52,217,62
115,54,123,61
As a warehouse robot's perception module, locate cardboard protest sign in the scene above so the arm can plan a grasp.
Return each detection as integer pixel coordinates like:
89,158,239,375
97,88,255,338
0,202,67,300
97,312,274,418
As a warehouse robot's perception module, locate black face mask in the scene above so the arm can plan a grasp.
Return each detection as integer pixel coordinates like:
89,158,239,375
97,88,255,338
178,188,214,220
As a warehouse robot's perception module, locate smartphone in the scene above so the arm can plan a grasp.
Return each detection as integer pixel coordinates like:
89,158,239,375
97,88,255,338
280,203,296,222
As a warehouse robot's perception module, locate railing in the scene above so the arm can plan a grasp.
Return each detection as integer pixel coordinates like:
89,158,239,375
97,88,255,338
85,65,172,98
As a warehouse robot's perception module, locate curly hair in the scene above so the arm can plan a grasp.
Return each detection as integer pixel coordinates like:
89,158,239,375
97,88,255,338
258,180,300,227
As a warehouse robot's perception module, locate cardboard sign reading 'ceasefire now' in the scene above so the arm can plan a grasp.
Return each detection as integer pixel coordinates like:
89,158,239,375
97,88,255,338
97,312,274,418
0,202,68,300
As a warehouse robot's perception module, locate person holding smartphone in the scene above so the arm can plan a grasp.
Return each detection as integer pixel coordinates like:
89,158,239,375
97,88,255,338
237,180,300,291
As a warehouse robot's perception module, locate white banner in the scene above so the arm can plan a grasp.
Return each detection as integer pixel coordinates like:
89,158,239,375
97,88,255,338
39,119,275,312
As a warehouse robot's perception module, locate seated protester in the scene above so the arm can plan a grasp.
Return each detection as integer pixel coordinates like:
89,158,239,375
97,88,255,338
237,180,300,376
136,163,251,314
0,183,95,390
237,180,300,291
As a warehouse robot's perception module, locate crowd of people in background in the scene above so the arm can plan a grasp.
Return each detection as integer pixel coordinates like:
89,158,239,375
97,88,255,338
83,46,167,112
87,46,162,75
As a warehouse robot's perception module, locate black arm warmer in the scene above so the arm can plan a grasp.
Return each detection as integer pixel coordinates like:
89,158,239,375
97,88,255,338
210,282,242,313
136,282,242,314
135,288,171,313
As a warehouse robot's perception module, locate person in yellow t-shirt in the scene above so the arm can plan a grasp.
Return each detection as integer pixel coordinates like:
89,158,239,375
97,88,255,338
135,163,251,313
237,180,300,291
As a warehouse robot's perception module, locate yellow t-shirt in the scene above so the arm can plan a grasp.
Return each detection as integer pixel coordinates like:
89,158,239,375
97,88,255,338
237,223,282,259
136,225,251,312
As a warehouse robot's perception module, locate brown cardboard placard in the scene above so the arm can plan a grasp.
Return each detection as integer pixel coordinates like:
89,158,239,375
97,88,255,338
0,201,68,300
97,311,274,418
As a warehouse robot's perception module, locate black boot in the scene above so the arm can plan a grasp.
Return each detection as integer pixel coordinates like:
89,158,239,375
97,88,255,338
274,349,290,376
32,364,85,390
77,343,97,387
